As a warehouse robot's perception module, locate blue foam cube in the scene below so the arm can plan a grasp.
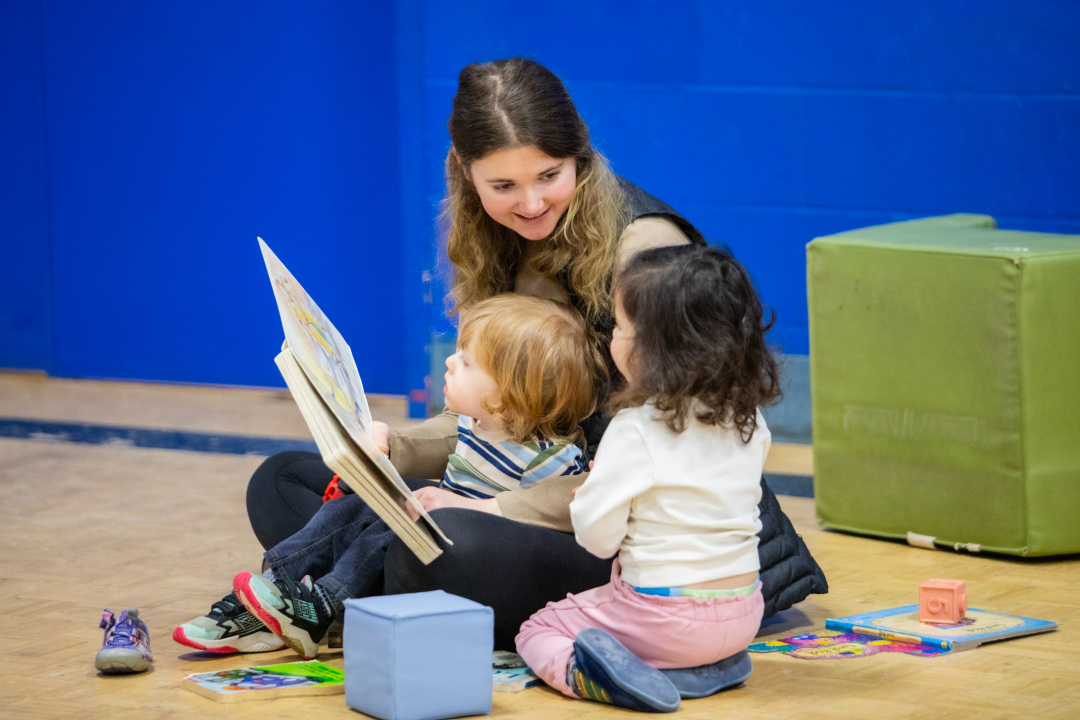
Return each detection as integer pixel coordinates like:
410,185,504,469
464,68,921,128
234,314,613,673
343,591,494,720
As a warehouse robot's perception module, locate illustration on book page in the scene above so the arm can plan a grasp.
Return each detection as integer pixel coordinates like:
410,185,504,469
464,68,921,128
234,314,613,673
259,237,371,439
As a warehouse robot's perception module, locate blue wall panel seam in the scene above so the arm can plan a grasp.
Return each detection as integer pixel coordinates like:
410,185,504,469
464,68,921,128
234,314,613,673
395,0,432,417
36,0,58,376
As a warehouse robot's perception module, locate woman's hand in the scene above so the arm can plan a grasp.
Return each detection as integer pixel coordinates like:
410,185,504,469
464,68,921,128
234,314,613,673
406,486,502,521
370,421,390,455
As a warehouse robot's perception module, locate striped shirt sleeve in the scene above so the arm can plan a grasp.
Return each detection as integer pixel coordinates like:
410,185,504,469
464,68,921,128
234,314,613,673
519,442,588,488
441,416,587,499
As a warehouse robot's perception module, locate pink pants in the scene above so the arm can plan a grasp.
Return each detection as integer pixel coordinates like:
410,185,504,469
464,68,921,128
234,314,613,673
515,561,764,697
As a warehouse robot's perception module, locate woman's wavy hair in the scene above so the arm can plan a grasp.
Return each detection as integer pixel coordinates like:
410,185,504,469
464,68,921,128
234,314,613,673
608,245,782,440
457,294,604,446
443,58,627,324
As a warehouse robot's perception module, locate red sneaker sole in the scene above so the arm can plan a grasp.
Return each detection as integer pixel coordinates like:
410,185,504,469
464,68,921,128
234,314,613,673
171,626,241,654
232,571,284,636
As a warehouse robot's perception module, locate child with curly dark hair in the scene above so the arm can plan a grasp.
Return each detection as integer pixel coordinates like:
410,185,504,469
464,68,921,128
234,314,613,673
516,244,781,713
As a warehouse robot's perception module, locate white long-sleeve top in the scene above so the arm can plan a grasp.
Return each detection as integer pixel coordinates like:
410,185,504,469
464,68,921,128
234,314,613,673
570,403,769,588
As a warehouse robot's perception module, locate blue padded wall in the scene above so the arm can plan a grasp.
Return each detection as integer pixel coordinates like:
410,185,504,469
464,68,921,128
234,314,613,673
417,0,1080,355
2,1,404,391
0,0,53,372
2,1,1078,407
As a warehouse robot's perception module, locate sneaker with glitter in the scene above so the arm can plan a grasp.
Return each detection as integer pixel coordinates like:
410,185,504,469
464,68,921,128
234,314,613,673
172,592,286,654
96,608,153,674
233,572,333,660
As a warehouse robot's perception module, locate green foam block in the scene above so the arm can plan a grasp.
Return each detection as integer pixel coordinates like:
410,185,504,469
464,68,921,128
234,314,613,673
807,214,1080,556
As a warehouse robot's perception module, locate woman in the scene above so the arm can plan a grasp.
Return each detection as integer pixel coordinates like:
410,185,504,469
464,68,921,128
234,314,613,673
246,58,826,651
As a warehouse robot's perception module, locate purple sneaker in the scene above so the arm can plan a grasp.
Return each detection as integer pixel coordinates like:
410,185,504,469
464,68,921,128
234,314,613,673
96,608,153,673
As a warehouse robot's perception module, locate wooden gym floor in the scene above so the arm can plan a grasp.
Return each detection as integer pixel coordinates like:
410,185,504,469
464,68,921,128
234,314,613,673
0,371,1076,719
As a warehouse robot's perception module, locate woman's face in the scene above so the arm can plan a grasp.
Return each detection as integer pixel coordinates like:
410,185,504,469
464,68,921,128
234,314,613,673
467,145,577,241
610,292,636,384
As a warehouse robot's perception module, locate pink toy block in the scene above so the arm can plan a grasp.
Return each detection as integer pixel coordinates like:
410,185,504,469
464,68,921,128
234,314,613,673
919,579,967,624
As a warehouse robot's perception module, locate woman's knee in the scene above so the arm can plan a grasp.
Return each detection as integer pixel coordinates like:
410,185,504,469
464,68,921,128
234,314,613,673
382,508,496,594
246,451,331,550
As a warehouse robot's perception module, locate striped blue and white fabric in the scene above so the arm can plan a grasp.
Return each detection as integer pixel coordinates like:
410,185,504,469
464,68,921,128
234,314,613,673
441,415,588,499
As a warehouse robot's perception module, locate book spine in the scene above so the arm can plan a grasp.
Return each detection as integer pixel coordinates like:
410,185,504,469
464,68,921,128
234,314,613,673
824,620,952,651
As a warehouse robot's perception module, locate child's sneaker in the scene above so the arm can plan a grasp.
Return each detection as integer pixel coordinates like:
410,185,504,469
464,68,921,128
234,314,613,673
233,572,333,660
172,592,286,654
568,628,680,713
95,608,153,674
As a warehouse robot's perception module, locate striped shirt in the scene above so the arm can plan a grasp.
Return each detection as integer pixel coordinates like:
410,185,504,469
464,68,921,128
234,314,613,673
441,415,588,499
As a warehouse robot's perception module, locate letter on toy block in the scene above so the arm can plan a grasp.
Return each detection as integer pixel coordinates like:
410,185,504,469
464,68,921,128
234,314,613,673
919,579,967,624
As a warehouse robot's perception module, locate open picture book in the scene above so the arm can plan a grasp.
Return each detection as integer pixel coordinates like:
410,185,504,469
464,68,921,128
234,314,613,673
825,605,1057,652
259,238,450,564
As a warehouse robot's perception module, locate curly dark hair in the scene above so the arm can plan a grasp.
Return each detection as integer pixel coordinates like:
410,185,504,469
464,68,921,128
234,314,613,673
608,244,781,440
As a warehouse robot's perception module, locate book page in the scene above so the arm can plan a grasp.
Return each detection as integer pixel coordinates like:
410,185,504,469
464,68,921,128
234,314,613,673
276,348,448,553
259,237,372,439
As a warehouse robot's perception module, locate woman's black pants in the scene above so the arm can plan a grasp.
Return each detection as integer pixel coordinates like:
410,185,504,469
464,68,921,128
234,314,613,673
246,451,613,650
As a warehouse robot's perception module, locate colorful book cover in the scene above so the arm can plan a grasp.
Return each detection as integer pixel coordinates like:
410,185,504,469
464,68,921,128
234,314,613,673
749,629,948,659
491,651,540,692
825,605,1057,652
493,666,541,693
182,660,345,702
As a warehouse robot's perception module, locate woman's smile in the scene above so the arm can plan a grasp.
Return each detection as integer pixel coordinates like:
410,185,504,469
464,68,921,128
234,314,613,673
515,208,550,224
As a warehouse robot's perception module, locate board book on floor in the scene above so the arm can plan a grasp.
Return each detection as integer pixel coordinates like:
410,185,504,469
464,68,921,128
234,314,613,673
493,666,541,692
182,660,345,702
260,238,449,564
825,605,1057,652
749,629,948,659
491,651,540,692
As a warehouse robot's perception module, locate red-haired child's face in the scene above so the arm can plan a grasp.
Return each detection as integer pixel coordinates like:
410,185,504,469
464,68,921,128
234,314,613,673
443,342,502,430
